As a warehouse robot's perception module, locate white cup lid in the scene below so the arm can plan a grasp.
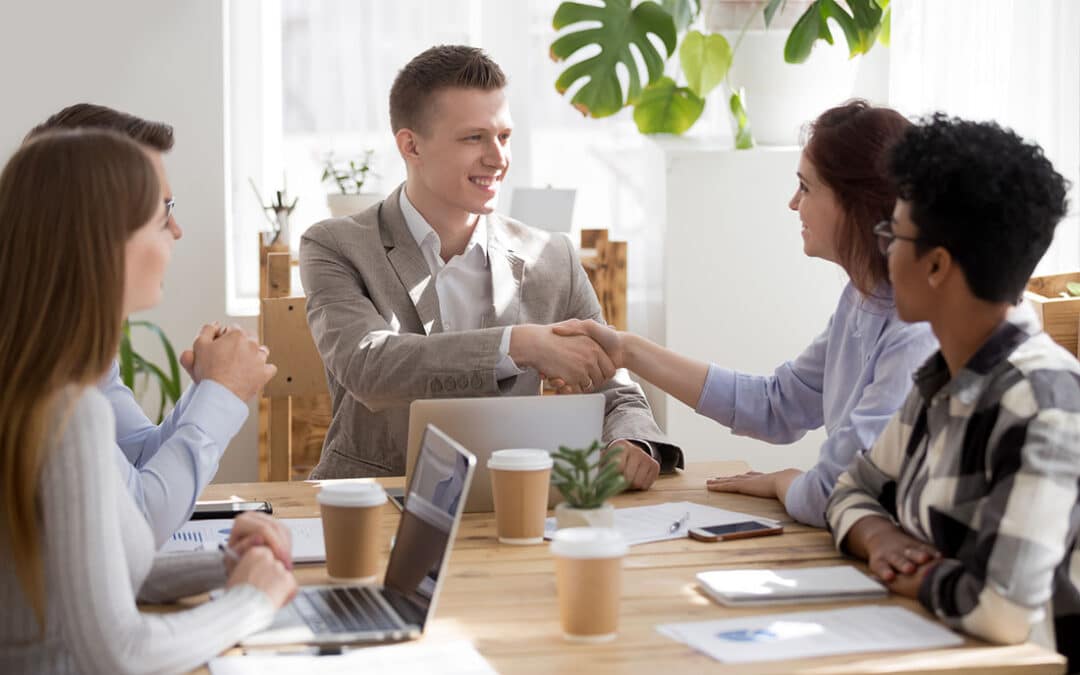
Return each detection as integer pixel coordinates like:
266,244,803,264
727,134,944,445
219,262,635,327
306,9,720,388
487,448,553,471
317,482,387,508
550,527,628,559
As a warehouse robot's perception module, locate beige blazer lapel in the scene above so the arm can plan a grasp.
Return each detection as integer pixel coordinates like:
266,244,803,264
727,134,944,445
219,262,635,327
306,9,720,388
483,215,524,328
379,186,443,335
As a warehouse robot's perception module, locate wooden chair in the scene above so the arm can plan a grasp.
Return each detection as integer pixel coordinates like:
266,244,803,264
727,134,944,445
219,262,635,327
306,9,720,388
257,229,628,480
258,248,330,481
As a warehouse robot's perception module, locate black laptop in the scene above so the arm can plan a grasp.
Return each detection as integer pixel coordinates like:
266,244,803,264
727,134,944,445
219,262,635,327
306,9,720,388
242,424,476,647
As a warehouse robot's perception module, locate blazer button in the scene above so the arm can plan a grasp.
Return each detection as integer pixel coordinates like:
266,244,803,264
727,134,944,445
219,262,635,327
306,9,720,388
471,373,483,389
446,377,457,392
431,379,443,393
457,374,469,389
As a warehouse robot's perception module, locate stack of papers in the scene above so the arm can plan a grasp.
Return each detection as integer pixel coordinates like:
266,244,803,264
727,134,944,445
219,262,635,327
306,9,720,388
161,517,326,563
658,606,963,663
543,501,780,546
210,640,496,674
696,566,887,606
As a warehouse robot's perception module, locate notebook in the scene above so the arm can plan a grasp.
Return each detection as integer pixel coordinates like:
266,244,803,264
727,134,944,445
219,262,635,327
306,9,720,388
696,566,887,606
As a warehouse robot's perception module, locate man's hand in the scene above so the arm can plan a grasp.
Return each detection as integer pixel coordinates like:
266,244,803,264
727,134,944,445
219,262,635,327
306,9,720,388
886,559,939,599
608,440,659,490
845,516,941,583
509,324,615,393
705,469,802,502
225,511,293,575
181,323,277,401
551,319,625,368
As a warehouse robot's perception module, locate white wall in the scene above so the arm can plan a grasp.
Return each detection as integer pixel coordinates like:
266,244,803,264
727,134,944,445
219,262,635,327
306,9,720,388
641,142,845,471
0,0,260,482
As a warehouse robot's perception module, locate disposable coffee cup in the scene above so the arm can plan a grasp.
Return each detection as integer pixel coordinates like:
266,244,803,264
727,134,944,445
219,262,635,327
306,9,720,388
551,527,628,643
317,482,386,583
488,449,553,545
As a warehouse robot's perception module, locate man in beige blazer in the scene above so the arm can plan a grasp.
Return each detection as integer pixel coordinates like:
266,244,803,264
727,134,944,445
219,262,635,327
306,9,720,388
300,45,682,488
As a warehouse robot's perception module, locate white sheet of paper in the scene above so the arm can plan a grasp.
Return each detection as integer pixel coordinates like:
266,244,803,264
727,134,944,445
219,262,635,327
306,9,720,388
543,501,780,546
657,606,963,663
209,640,496,675
161,517,325,563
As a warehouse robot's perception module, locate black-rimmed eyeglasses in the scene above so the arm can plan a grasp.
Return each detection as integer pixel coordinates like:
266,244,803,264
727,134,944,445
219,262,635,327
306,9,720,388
873,219,924,255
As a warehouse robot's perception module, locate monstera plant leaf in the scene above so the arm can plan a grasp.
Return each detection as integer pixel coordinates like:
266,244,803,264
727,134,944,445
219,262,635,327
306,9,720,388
679,30,732,98
551,0,677,118
784,0,885,64
633,76,705,134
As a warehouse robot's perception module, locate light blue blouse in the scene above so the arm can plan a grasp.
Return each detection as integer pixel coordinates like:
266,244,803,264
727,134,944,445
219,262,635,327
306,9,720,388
696,282,938,527
101,361,248,547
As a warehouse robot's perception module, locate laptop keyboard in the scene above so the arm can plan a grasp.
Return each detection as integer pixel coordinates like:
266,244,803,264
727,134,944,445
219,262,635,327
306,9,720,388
293,586,403,635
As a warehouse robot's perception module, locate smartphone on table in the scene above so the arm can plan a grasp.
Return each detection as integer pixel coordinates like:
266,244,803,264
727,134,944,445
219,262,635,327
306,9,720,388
190,500,273,520
688,520,783,542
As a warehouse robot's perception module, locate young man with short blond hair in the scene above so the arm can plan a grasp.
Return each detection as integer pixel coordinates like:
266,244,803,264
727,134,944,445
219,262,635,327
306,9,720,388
300,45,681,487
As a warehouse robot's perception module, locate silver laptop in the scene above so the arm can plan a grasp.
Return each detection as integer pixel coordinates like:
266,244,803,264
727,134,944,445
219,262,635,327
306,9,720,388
406,394,604,513
243,424,476,647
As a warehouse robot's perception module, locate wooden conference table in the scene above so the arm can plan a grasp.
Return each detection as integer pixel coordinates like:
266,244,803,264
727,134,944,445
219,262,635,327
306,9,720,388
187,462,1065,674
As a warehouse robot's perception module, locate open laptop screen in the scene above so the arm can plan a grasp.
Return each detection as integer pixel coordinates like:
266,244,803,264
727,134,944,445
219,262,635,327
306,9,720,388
383,425,475,629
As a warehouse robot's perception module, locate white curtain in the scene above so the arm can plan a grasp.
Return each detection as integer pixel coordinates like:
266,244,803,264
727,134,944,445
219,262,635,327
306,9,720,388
889,0,1080,274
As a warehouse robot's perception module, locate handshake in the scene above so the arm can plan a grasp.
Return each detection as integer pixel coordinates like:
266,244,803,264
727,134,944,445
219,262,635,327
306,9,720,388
177,322,278,401
509,319,626,395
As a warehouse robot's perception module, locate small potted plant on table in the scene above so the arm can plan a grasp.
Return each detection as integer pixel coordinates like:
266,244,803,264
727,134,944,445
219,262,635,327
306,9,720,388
552,441,628,529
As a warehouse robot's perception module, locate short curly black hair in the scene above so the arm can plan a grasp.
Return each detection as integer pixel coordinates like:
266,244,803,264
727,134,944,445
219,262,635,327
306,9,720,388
888,114,1070,303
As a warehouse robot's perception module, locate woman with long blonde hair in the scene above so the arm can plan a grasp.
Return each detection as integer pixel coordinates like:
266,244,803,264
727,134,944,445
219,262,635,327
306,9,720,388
0,129,296,673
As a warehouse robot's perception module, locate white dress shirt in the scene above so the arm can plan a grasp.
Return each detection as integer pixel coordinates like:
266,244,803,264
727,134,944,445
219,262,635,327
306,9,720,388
400,189,522,380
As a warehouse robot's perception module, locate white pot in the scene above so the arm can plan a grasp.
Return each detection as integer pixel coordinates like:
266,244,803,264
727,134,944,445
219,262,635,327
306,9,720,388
327,192,382,218
555,502,615,530
718,30,859,146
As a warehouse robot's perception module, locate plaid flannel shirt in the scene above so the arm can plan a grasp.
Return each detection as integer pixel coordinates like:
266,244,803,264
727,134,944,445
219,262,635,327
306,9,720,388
826,308,1080,670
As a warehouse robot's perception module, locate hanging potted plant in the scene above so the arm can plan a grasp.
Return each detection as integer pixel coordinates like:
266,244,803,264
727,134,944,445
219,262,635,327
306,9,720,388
322,149,382,217
549,0,890,145
551,441,628,529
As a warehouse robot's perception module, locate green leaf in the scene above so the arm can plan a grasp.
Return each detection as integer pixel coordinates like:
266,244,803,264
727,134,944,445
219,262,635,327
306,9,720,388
661,0,698,32
1066,282,1080,297
551,0,677,117
729,89,754,149
819,0,862,57
763,0,785,27
633,76,705,135
129,320,181,402
824,0,879,56
877,5,890,46
679,31,731,98
784,1,833,64
119,320,135,389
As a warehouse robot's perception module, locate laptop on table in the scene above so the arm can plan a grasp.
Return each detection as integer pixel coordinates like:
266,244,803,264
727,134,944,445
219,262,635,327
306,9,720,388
406,394,605,513
242,424,476,647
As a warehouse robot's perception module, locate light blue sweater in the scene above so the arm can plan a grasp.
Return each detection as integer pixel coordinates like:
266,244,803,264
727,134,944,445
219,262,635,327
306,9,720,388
696,282,938,527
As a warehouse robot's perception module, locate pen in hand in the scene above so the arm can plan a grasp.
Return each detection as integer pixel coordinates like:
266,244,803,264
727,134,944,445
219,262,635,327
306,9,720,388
669,511,690,534
218,541,241,563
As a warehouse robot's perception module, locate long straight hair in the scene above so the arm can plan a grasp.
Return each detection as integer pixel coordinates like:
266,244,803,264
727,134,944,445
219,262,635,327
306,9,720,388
804,100,912,296
0,129,159,629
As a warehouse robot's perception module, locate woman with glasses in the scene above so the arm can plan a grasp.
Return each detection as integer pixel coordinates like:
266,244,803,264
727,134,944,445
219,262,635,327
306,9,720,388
0,129,297,673
551,100,938,528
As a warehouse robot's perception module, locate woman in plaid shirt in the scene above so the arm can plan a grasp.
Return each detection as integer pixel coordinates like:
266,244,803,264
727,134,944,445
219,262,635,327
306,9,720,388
827,115,1078,670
